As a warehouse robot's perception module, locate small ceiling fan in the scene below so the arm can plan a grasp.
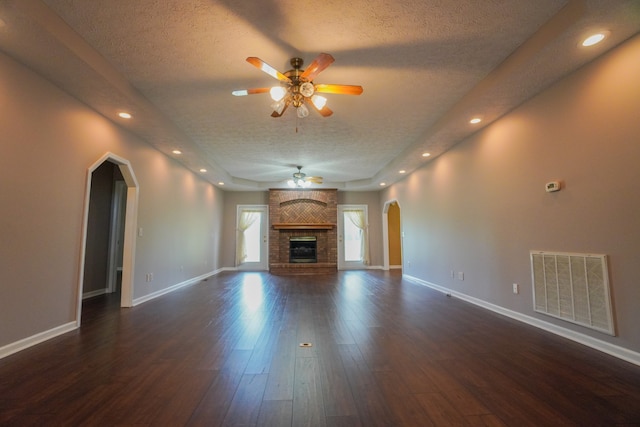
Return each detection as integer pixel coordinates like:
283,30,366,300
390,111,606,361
287,166,323,188
232,53,363,118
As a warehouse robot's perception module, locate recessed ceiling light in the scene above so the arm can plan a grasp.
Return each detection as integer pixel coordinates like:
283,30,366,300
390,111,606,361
379,182,386,186
199,168,207,173
118,112,132,119
422,152,431,157
399,170,406,174
470,117,482,124
172,150,182,154
218,182,225,186
582,32,608,47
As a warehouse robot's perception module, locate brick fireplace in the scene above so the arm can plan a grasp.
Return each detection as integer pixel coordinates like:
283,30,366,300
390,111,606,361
269,189,337,275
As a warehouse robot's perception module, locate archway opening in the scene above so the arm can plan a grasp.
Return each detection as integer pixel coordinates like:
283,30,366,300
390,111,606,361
382,199,402,271
77,153,138,325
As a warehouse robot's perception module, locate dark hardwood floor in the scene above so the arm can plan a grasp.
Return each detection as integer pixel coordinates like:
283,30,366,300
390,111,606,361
1,270,639,426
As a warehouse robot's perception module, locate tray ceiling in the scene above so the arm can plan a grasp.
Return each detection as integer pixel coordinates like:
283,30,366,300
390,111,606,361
0,0,638,190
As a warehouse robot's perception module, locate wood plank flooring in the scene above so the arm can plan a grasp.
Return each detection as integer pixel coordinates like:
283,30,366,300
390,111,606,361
1,270,640,426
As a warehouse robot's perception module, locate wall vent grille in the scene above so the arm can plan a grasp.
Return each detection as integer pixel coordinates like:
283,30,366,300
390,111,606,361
530,251,614,335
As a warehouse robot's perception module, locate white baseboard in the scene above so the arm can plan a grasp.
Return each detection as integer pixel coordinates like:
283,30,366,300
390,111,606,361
403,274,640,367
389,265,402,270
0,322,77,360
132,269,225,306
1,270,231,360
83,288,107,299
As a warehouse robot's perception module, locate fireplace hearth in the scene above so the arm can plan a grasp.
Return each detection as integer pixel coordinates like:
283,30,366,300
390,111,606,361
289,236,317,263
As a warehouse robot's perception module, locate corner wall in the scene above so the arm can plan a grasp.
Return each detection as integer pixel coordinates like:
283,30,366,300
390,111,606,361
0,51,225,350
382,35,640,355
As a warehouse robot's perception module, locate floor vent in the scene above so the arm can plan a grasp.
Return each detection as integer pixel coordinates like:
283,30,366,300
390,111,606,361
530,251,614,335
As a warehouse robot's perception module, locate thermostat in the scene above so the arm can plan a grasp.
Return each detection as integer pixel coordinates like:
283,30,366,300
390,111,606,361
545,181,561,192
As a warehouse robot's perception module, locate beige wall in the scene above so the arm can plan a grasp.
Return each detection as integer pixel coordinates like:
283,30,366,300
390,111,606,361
0,51,225,348
382,35,640,353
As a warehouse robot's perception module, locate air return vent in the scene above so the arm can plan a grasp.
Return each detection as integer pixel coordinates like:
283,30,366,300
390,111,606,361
530,251,614,335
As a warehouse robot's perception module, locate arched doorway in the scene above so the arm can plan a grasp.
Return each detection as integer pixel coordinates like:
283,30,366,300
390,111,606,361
77,153,138,325
382,200,402,271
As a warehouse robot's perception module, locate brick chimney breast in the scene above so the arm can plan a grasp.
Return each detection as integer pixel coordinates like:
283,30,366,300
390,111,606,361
269,189,337,275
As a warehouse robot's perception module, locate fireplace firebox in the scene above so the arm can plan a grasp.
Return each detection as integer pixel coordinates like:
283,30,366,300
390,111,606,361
289,236,317,263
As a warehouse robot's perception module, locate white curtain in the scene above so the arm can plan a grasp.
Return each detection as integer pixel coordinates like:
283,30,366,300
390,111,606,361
344,209,370,265
236,210,260,265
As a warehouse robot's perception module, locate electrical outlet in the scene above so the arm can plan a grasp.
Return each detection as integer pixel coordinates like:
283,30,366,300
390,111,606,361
513,283,519,294
458,272,464,281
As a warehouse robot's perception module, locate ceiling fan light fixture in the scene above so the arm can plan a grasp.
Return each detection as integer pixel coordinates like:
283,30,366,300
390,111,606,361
296,103,309,118
287,178,310,188
311,95,327,110
270,86,287,101
271,98,286,115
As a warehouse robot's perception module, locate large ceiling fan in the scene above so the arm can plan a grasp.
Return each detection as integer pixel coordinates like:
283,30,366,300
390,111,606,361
287,166,323,188
232,53,363,118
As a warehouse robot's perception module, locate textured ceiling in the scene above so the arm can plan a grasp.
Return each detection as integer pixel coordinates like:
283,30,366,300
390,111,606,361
1,0,638,190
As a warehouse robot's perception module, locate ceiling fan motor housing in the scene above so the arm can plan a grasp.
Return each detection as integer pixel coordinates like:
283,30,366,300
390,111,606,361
293,166,306,180
290,57,304,69
282,59,308,107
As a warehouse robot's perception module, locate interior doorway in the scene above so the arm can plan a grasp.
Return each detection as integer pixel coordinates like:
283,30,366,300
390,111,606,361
382,200,402,271
82,161,125,300
77,153,138,326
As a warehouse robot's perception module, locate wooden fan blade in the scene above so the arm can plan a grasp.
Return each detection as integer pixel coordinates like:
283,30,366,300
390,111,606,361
231,87,270,96
300,53,335,81
309,101,333,117
246,57,291,82
317,106,333,117
315,84,363,95
271,103,289,118
306,176,323,184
